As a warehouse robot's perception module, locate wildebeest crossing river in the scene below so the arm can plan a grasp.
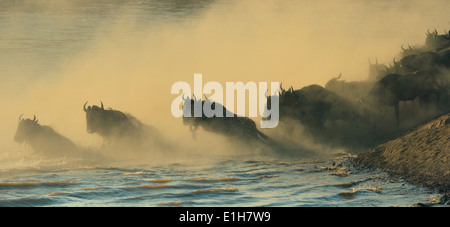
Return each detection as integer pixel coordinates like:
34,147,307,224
0,0,449,207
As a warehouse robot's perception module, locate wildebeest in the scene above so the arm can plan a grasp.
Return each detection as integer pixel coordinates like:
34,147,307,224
368,59,389,81
363,70,447,125
362,28,450,126
437,49,450,68
400,44,422,58
181,95,272,147
266,84,383,148
325,73,374,102
14,115,78,156
83,102,163,151
400,51,449,73
424,29,450,50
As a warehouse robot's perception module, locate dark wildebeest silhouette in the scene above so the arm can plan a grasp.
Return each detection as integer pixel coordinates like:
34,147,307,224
181,95,272,147
424,29,450,50
269,84,375,129
400,51,449,73
14,115,78,156
368,59,388,81
265,84,384,148
83,102,163,150
325,73,375,102
363,70,446,125
400,44,422,58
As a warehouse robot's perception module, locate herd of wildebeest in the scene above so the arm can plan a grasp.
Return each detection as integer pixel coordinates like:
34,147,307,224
14,29,450,157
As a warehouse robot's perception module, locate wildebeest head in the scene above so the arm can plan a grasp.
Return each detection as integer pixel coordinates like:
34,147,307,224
181,94,235,124
325,73,343,90
14,115,39,143
425,29,450,49
368,59,388,81
83,101,138,140
181,94,204,127
266,83,295,113
83,101,107,134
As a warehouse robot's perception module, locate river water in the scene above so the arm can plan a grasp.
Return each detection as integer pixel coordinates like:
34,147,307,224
0,0,448,207
0,152,443,207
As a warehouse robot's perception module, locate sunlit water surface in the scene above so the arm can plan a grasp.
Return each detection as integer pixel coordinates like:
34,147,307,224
0,153,443,207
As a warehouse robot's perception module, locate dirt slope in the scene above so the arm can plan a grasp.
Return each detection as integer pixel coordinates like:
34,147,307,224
355,113,450,193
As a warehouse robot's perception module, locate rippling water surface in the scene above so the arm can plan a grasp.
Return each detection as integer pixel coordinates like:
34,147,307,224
0,153,443,207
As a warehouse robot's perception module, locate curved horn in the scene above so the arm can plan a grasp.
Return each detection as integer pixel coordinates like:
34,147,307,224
100,101,104,110
83,101,88,112
204,94,208,100
18,114,24,121
182,93,186,101
33,115,38,123
290,86,294,92
280,83,284,91
193,94,197,101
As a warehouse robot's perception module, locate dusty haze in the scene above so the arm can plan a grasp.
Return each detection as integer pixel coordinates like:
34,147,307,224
1,0,449,160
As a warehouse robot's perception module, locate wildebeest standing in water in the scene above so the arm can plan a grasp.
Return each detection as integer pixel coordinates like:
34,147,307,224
181,95,279,153
14,115,78,156
83,102,168,153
